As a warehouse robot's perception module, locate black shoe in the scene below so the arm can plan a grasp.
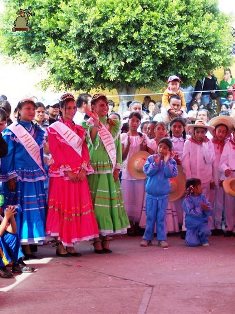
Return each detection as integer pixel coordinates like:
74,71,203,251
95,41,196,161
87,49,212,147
180,231,186,240
103,248,112,254
224,231,233,237
23,254,37,260
212,229,223,236
12,264,22,274
94,249,105,254
67,252,82,257
0,267,13,278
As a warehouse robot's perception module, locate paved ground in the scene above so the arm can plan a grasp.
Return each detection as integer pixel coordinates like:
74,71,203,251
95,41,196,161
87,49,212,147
1,235,235,314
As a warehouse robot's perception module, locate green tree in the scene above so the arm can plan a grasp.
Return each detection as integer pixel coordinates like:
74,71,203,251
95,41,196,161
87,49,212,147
0,0,233,100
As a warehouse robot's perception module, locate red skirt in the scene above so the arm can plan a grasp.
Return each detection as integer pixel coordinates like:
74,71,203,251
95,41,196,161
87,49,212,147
46,177,99,246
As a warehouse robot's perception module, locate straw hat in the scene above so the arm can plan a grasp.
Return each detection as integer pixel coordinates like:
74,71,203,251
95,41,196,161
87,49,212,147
208,116,235,131
127,151,150,179
186,120,215,135
223,178,235,197
169,165,186,202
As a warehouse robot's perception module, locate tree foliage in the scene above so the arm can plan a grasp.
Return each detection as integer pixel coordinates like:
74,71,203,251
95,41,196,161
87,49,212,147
0,0,233,92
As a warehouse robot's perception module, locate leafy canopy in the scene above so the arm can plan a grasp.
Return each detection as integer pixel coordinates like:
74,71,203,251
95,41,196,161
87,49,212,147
0,0,233,91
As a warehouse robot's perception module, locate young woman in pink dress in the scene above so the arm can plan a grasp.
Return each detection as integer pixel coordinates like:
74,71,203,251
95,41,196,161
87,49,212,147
46,93,99,256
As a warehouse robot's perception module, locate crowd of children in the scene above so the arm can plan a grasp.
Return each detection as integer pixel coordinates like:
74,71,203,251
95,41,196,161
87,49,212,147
0,71,235,279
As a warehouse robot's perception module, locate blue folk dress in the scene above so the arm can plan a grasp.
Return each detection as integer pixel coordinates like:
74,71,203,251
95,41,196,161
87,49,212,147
182,194,212,246
0,121,46,244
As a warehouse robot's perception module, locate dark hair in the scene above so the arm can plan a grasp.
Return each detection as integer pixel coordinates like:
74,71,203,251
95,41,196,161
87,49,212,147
128,112,141,121
227,92,233,98
214,123,229,131
185,178,201,195
126,101,132,108
108,99,115,108
35,102,46,110
169,95,181,102
0,108,7,121
148,121,157,127
121,122,129,133
140,121,149,131
158,137,173,151
0,95,7,101
169,117,186,139
224,68,232,78
109,112,120,120
0,100,11,116
17,99,36,121
155,121,167,129
76,93,91,108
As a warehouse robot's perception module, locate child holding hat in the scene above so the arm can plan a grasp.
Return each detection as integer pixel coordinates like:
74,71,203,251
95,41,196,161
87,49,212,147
209,116,234,235
140,138,178,248
219,124,235,236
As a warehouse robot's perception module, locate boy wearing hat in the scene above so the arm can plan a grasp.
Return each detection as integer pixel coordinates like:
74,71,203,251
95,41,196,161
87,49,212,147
162,75,186,110
140,138,178,248
219,125,235,236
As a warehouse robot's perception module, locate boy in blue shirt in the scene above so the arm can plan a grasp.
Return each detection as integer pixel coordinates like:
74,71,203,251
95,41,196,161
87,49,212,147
140,138,178,248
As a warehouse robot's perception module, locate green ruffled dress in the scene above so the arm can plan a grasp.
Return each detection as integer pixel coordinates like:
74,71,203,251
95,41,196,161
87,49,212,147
85,117,129,236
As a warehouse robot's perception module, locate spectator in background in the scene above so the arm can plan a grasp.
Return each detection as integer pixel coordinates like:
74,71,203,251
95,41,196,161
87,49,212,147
108,99,115,115
34,102,49,130
187,101,199,123
0,100,12,125
219,104,230,116
148,100,160,121
73,93,92,125
181,84,194,113
47,103,60,124
162,75,186,110
219,69,235,103
142,95,151,113
194,71,219,109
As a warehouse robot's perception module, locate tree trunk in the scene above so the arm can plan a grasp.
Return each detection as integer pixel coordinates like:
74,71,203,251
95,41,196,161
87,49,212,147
117,86,136,115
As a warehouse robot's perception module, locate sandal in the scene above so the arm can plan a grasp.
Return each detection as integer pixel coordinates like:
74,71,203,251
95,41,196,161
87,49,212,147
102,238,112,254
93,239,105,254
140,239,152,247
56,242,70,257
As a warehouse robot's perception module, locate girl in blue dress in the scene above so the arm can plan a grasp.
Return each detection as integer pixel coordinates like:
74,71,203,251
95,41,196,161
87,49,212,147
1,99,46,258
182,178,212,247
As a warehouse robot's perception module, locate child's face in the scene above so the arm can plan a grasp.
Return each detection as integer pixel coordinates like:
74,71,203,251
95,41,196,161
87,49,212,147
148,101,156,113
19,103,35,122
169,99,181,111
215,125,228,141
158,142,170,157
35,106,46,123
227,95,233,102
192,104,198,111
129,116,140,131
141,123,148,134
168,80,180,92
147,123,155,139
0,120,7,132
171,121,184,138
154,124,167,139
193,184,202,195
194,127,207,142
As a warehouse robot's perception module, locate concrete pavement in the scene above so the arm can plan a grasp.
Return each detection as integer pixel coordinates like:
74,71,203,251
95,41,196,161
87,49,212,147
1,235,235,314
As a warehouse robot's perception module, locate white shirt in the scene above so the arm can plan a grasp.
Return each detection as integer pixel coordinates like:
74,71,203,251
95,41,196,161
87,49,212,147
219,140,235,180
73,110,85,125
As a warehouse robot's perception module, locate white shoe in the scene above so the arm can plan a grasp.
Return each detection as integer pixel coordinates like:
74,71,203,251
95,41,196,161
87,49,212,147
158,241,168,248
202,242,209,247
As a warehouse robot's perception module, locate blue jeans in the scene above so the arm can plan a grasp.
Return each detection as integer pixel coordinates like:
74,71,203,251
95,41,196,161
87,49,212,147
143,194,168,241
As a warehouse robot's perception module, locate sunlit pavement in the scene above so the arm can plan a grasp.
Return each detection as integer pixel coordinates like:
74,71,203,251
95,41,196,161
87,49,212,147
1,235,235,314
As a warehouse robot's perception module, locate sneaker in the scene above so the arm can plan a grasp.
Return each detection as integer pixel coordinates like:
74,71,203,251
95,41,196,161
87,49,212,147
140,240,152,247
158,241,169,248
0,267,13,278
202,242,209,247
12,264,36,273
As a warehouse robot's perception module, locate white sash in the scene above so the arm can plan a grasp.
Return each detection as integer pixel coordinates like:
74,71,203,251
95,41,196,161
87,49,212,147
8,122,45,172
98,123,116,171
49,121,83,157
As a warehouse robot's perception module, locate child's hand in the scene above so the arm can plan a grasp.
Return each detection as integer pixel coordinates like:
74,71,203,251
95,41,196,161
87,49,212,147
154,155,161,164
201,203,210,211
225,169,231,177
172,153,181,165
5,206,16,219
164,152,171,163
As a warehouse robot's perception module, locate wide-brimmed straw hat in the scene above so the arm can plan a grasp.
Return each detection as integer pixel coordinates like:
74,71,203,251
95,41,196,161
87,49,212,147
127,151,150,179
223,178,235,197
208,116,235,131
186,120,215,135
169,165,186,202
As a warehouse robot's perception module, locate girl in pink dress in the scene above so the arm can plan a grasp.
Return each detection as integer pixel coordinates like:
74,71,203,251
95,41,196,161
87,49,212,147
46,93,99,256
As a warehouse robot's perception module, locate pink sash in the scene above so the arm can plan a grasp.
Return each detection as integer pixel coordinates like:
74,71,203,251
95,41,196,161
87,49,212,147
98,123,116,172
49,121,83,157
8,122,44,172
